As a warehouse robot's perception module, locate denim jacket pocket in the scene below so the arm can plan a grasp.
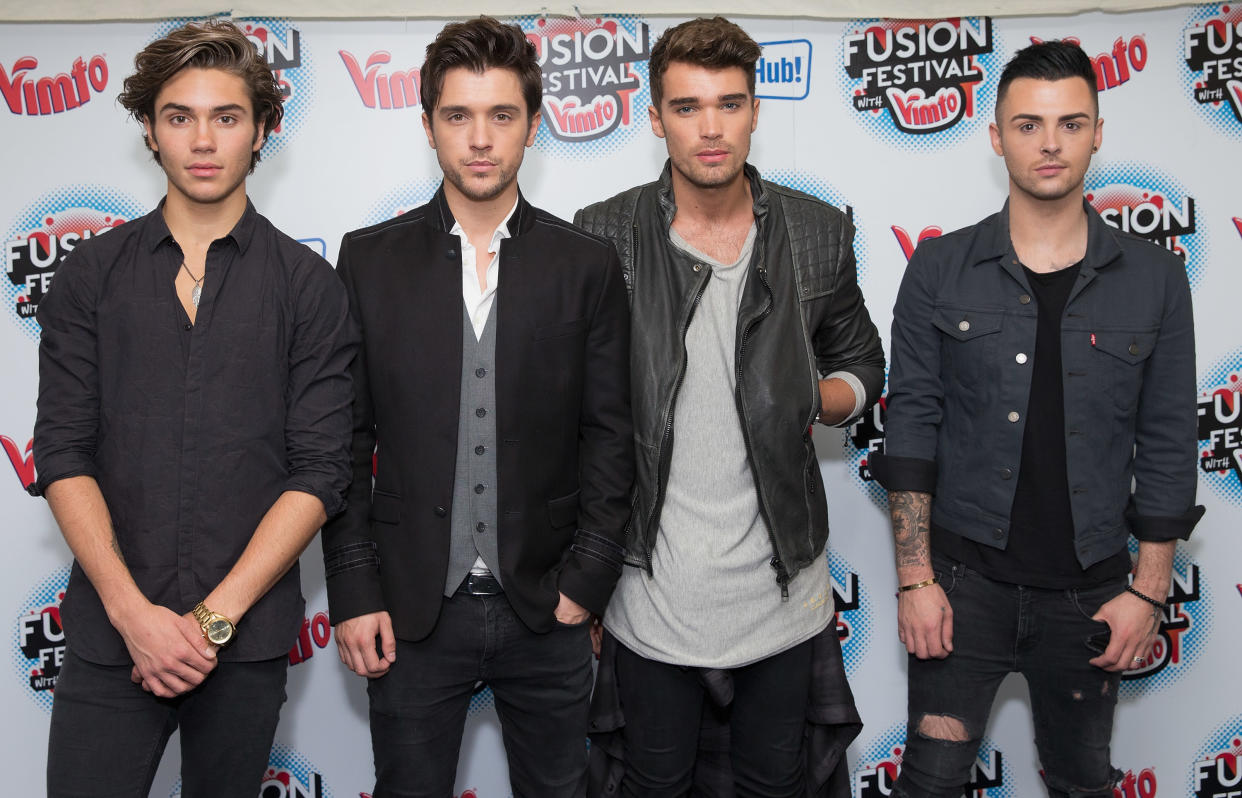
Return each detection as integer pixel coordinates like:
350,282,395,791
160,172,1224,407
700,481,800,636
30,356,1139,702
932,307,1004,392
1089,328,1157,412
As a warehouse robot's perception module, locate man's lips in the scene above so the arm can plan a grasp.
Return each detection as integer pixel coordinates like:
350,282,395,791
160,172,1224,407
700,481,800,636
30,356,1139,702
187,163,221,177
696,149,729,163
467,160,497,172
1035,162,1067,176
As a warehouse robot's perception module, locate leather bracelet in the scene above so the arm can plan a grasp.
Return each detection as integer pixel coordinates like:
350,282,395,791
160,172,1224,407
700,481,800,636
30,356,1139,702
1125,585,1168,612
896,576,938,594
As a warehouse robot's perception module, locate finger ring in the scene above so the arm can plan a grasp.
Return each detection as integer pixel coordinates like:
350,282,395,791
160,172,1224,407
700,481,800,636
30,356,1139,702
1131,656,1144,664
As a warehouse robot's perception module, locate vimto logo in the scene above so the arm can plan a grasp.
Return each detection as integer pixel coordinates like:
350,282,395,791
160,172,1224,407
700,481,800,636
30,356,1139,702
520,15,650,156
12,565,70,712
2,434,35,491
1190,717,1242,797
853,722,1012,797
1113,767,1158,798
842,17,1002,149
1085,163,1207,288
1182,5,1242,136
339,50,419,110
3,185,145,340
288,609,332,666
1,53,108,115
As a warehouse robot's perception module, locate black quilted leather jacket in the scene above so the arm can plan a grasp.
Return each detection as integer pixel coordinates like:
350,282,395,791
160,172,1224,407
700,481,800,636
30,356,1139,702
574,163,885,594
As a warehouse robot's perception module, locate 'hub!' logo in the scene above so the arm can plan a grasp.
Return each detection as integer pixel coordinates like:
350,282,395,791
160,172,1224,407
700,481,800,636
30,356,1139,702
13,565,70,712
3,185,145,340
1182,5,1242,136
519,15,650,156
1198,352,1242,504
1190,717,1242,796
842,17,1001,149
1,54,108,116
854,722,1012,797
1085,163,1207,289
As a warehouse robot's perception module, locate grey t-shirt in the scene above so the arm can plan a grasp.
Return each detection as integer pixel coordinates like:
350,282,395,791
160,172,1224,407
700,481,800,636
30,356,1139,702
604,224,833,668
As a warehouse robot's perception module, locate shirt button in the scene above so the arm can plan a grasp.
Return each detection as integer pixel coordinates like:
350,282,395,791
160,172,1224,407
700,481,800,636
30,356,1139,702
958,320,970,332
1018,294,1031,305
1007,411,1020,423
476,408,487,418
476,522,487,533
474,444,486,455
446,248,457,259
475,367,487,378
433,506,447,517
992,528,1004,540
1128,343,1140,356
182,323,192,331
1015,353,1028,364
474,484,485,494
1000,467,1013,479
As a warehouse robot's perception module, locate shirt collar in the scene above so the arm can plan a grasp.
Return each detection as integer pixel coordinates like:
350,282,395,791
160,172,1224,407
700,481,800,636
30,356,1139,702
143,196,259,256
449,197,519,253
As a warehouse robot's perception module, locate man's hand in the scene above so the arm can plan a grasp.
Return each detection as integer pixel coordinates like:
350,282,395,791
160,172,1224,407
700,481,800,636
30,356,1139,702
554,592,590,626
335,611,396,678
1090,590,1161,672
118,603,217,697
898,584,954,659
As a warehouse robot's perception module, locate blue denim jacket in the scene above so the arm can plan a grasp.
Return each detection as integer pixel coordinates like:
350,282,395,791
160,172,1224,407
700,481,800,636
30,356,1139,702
871,201,1203,568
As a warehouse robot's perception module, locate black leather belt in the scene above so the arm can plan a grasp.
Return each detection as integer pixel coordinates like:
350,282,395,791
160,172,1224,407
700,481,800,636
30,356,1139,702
457,572,504,596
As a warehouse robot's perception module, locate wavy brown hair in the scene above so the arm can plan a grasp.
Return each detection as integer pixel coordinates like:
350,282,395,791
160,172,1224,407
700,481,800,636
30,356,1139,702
420,16,542,119
118,19,283,172
649,17,761,110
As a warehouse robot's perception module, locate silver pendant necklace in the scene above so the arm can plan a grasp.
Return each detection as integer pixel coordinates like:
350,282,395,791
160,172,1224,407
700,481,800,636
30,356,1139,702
181,261,204,307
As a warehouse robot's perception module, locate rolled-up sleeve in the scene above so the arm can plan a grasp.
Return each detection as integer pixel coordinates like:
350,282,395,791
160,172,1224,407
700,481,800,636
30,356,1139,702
33,249,101,495
812,220,886,425
282,252,359,519
868,244,940,495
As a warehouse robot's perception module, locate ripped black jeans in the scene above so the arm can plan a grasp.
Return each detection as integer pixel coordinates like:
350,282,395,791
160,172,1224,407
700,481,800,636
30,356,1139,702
893,553,1126,798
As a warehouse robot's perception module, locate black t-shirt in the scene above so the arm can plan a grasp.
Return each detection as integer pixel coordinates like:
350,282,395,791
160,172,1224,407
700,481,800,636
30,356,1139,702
934,261,1131,588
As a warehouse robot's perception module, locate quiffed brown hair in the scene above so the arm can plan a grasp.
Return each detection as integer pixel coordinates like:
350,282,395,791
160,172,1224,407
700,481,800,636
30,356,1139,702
118,19,283,173
649,17,761,110
420,16,542,118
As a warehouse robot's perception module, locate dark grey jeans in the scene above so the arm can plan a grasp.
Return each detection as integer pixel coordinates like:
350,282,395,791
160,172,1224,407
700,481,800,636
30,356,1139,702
47,646,287,798
893,553,1126,798
367,590,594,798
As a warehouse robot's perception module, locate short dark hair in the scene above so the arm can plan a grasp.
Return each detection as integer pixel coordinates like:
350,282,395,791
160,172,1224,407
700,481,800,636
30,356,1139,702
649,17,761,110
118,19,283,173
996,40,1098,118
420,16,542,118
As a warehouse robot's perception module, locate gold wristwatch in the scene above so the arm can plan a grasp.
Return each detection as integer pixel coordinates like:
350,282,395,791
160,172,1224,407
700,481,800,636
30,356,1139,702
192,601,235,646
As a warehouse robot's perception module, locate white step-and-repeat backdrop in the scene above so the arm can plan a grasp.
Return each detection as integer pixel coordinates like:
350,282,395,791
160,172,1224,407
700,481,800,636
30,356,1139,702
2,5,1239,797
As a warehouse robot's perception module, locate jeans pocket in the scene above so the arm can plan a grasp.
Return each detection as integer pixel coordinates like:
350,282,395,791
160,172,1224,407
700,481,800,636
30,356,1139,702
931,553,964,597
1067,579,1126,623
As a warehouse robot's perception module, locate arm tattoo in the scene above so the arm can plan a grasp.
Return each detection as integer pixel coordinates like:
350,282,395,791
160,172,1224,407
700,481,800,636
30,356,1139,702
889,491,932,573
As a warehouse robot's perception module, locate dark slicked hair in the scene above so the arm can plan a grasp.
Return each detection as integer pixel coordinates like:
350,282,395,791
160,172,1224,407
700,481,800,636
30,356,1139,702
118,19,283,173
996,40,1098,118
649,17,761,110
420,16,542,118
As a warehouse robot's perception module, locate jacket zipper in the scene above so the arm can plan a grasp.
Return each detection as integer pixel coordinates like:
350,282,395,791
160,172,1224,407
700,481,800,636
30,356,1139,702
734,263,787,599
644,264,711,575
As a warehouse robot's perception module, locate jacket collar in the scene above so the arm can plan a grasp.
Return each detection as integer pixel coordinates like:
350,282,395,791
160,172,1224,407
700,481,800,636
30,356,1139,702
654,160,770,234
428,183,535,238
966,197,1124,274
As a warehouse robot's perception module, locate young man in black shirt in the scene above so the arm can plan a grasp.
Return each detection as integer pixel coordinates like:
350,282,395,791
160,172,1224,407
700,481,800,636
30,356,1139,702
871,41,1203,797
33,20,356,797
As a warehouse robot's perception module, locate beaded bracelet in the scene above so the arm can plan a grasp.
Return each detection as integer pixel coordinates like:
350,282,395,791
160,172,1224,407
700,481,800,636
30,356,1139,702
1125,584,1169,612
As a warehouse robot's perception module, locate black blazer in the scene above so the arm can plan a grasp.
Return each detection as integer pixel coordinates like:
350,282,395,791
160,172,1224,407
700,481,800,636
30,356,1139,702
322,187,634,640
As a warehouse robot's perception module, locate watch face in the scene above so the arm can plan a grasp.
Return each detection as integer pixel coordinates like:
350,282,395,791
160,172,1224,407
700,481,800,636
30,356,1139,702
206,618,234,645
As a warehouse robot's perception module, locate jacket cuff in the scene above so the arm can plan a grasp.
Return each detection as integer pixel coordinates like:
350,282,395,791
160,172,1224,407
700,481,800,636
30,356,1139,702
1125,503,1205,542
323,552,386,625
557,529,625,616
869,453,937,494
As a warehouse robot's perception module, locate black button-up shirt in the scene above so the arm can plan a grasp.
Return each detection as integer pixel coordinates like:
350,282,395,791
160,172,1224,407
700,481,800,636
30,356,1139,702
34,200,357,664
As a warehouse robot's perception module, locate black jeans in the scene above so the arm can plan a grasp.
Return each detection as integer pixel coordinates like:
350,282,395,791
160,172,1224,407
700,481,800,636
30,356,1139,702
47,646,288,798
893,554,1126,798
613,636,814,798
367,590,593,798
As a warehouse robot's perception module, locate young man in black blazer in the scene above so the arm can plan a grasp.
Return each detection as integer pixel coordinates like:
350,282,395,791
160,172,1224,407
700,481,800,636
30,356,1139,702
321,16,633,798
